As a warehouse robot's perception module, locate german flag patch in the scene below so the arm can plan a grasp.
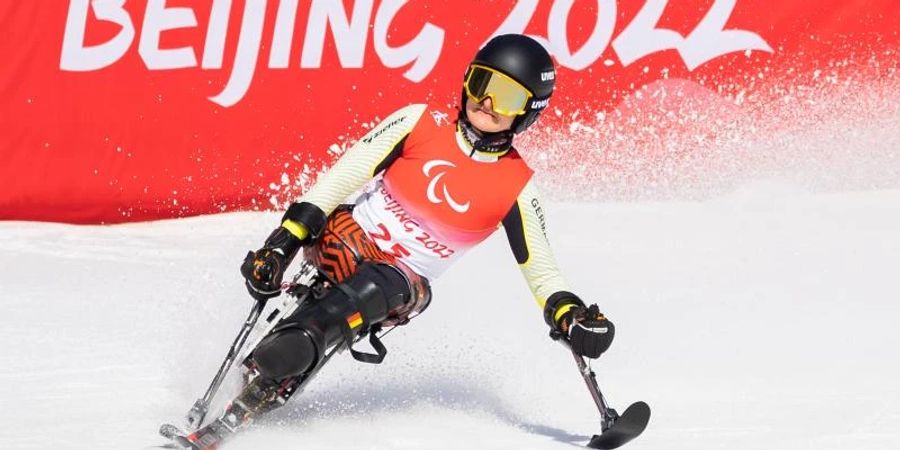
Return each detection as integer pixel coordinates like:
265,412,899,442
346,312,363,330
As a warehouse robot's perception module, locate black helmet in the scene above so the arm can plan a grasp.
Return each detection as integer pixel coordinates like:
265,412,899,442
464,34,556,134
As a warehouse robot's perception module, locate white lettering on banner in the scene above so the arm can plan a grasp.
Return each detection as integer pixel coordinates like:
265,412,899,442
269,0,298,68
139,0,198,70
60,0,443,106
612,0,682,67
61,0,134,71
202,0,231,69
489,0,616,70
548,0,617,70
612,0,772,70
59,0,770,106
679,0,772,70
490,0,771,71
210,0,266,107
302,0,372,68
488,0,548,48
373,0,444,82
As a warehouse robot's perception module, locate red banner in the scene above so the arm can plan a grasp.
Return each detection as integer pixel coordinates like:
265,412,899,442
1,1,897,223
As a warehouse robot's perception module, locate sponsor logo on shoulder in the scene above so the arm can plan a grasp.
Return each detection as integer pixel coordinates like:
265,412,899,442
363,116,406,144
530,98,550,110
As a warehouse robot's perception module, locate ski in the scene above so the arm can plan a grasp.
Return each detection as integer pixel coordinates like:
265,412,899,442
157,422,228,450
587,401,651,449
159,423,186,441
555,337,651,449
158,422,200,449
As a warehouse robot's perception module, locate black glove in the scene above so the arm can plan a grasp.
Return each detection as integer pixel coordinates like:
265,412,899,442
240,202,327,301
240,221,307,301
565,304,615,359
240,247,289,301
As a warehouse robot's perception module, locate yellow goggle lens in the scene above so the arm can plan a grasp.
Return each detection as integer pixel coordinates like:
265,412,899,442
464,65,532,116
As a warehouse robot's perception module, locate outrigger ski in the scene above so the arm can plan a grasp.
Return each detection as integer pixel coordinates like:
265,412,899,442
587,401,651,449
572,350,651,449
552,330,651,449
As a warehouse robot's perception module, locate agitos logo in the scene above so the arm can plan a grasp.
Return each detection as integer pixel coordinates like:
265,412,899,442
60,0,770,107
422,160,470,214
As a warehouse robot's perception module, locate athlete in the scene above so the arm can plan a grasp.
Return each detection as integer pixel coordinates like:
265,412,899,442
172,34,615,449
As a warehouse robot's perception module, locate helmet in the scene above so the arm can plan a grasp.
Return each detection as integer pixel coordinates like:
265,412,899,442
463,34,556,134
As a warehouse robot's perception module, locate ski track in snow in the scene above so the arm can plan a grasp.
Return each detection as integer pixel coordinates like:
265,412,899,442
2,186,900,449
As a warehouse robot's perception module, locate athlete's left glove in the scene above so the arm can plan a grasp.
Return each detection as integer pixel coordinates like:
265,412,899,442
566,304,615,358
544,292,615,359
240,202,327,302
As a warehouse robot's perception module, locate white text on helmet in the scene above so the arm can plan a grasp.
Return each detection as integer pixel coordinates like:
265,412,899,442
530,98,550,109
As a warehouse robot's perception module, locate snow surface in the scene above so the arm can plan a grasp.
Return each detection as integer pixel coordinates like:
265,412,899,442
2,184,899,450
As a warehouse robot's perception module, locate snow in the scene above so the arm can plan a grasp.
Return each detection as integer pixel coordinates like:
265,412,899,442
1,184,899,450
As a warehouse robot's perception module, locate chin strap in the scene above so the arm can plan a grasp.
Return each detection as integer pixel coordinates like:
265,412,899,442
458,110,514,155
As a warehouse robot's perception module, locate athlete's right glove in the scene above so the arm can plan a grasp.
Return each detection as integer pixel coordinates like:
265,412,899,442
544,292,615,359
241,243,294,301
240,202,327,301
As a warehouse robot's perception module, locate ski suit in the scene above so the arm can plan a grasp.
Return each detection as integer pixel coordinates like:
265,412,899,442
251,103,575,381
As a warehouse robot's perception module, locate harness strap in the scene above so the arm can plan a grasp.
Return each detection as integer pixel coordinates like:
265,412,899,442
335,283,388,364
352,324,387,364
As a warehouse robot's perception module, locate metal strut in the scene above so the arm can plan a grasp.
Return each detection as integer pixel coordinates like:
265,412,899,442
185,299,267,429
185,261,319,429
556,339,651,449
569,346,619,432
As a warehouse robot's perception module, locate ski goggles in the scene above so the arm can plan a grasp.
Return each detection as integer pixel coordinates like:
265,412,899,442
464,64,533,116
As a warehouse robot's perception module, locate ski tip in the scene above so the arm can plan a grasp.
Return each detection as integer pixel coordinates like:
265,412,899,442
587,401,651,449
627,401,651,421
159,423,186,440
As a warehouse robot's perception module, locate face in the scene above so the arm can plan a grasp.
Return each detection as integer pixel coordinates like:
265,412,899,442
465,96,515,133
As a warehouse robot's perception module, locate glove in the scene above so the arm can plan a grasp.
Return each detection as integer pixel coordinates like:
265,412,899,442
241,247,289,301
240,222,306,301
544,292,615,359
564,304,615,359
240,202,328,301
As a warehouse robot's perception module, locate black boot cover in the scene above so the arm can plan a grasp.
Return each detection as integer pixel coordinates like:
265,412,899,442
251,263,411,381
